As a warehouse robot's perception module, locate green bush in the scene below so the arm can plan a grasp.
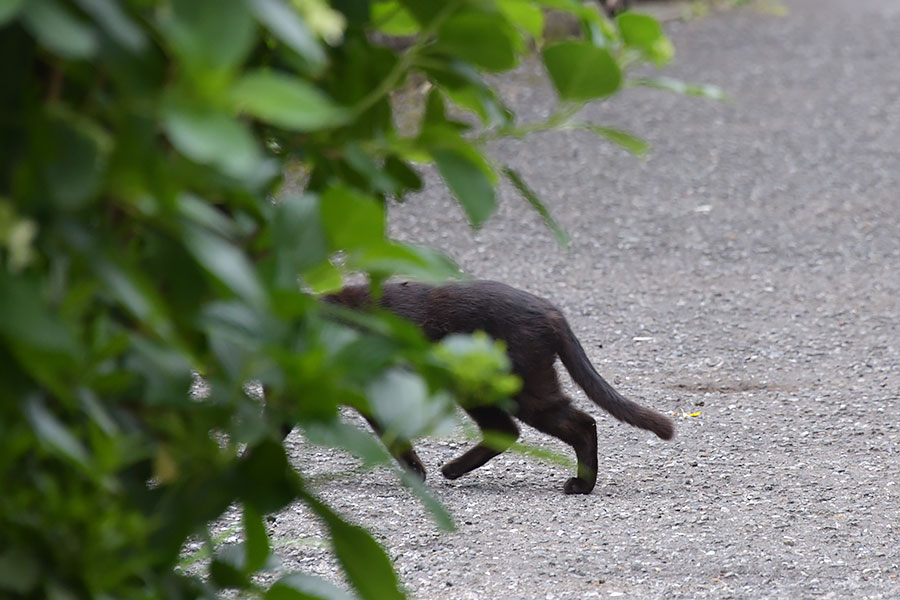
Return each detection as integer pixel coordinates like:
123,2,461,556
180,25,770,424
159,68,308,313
0,1,717,598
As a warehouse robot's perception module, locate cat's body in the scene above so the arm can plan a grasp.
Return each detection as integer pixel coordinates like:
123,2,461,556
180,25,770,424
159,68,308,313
326,280,673,494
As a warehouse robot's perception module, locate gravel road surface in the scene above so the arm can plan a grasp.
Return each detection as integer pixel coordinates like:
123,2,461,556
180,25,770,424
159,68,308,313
263,1,900,597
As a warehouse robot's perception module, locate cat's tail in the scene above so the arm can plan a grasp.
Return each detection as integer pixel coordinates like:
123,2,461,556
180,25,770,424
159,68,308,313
555,315,674,440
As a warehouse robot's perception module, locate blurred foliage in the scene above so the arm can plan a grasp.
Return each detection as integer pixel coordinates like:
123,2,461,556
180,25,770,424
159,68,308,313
0,0,716,598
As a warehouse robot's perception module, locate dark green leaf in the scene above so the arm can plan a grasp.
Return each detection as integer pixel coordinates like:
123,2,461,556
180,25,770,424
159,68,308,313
266,573,355,600
24,395,91,468
42,107,111,211
0,273,78,357
617,12,673,66
502,167,568,247
230,70,349,131
0,0,26,25
243,505,270,573
0,548,39,594
73,0,146,52
247,0,327,70
239,440,303,514
542,41,622,101
210,544,250,589
383,156,422,197
182,223,265,306
302,492,405,600
21,0,98,58
165,0,255,72
431,147,496,227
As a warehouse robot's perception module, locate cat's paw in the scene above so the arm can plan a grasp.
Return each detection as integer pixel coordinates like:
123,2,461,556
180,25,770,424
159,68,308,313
563,477,594,495
440,462,465,480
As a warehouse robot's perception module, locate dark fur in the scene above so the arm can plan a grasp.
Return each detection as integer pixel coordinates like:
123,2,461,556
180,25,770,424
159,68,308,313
326,280,673,494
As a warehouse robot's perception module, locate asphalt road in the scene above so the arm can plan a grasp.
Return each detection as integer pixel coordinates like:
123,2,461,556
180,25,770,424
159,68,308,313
268,1,900,597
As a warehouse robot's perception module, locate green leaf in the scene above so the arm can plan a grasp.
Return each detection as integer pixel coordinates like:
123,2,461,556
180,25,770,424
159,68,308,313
497,0,544,41
41,107,111,211
0,548,39,594
303,420,390,469
266,573,355,600
616,12,673,66
272,194,329,287
400,471,454,531
302,493,405,600
631,76,729,101
434,10,521,72
319,186,385,251
162,94,268,181
73,0,146,53
0,0,26,26
21,0,98,58
165,0,255,72
383,156,422,197
243,505,270,573
302,259,344,294
367,369,451,441
24,396,91,468
502,167,568,246
238,440,303,514
350,241,460,282
247,0,327,70
0,273,78,357
431,147,496,227
371,1,419,36
577,124,650,156
230,70,349,131
542,41,622,101
181,224,266,306
210,544,250,589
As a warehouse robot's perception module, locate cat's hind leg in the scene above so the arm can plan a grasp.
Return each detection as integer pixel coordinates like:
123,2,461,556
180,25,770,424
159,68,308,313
441,406,519,480
516,395,598,494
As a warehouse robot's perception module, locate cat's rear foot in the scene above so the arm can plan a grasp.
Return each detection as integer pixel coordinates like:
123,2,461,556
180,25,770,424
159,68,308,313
563,477,594,495
440,461,466,480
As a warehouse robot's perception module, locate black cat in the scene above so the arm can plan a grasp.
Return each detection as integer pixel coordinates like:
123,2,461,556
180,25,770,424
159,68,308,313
325,280,673,494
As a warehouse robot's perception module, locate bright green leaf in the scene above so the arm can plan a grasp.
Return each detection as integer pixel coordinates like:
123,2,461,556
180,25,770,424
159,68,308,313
617,12,673,66
371,1,419,36
542,41,621,101
350,241,460,282
577,124,650,156
230,70,348,131
303,259,344,294
497,0,544,41
319,185,385,251
631,76,729,101
434,11,521,72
